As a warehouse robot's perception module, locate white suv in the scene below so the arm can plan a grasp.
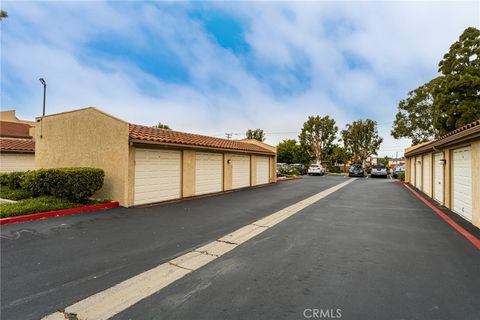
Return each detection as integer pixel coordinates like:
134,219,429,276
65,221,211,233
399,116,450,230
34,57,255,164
307,164,325,176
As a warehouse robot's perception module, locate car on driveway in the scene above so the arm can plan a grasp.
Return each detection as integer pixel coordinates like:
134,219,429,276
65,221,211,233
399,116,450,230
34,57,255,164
348,164,365,177
370,164,388,178
307,164,325,176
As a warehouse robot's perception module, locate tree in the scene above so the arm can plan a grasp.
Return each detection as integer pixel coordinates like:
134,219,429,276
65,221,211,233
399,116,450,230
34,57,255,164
277,139,298,164
153,122,171,130
299,115,338,164
277,139,312,165
392,27,480,143
342,119,383,166
0,10,7,21
246,129,265,142
435,27,480,135
328,144,351,165
391,77,442,144
380,156,390,166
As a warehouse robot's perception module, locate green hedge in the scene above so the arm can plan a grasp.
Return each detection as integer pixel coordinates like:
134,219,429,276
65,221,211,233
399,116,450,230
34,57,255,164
278,167,301,176
327,165,341,173
397,172,405,181
21,168,104,202
0,186,32,201
0,171,26,189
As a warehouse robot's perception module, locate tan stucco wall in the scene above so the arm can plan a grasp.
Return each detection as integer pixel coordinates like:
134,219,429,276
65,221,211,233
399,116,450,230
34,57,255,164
182,150,196,197
127,146,136,206
223,154,233,191
0,110,36,126
444,148,452,209
35,107,130,206
250,155,257,186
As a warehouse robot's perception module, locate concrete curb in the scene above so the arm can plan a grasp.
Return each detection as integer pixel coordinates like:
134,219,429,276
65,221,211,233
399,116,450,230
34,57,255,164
0,202,119,225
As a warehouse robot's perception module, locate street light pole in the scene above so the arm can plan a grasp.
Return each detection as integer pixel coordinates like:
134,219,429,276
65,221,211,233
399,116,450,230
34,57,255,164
39,78,46,138
39,78,46,116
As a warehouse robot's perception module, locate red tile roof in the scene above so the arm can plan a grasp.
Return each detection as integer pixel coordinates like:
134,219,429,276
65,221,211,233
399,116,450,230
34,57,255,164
0,138,35,153
0,121,32,139
129,124,275,155
405,118,480,157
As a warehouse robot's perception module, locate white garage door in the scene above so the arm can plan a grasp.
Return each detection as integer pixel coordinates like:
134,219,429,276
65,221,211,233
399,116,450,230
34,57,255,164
134,149,181,205
195,152,223,195
256,156,270,185
422,154,431,195
415,156,422,189
453,147,472,221
231,154,250,189
410,157,415,186
0,153,35,172
434,152,444,203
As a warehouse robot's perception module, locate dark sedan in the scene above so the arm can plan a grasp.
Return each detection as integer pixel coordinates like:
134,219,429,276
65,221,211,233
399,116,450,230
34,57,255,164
348,164,365,177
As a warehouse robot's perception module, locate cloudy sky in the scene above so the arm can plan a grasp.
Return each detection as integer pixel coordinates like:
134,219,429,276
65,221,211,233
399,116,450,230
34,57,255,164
1,1,479,156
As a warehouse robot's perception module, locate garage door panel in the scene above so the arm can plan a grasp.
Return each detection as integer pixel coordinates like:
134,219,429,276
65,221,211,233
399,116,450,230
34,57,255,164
195,152,223,195
256,156,270,185
453,147,472,221
232,154,250,189
134,149,181,205
422,154,431,195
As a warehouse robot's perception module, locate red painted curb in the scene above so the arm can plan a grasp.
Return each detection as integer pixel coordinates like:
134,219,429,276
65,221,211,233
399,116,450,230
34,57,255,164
0,202,119,225
403,183,480,250
277,177,303,182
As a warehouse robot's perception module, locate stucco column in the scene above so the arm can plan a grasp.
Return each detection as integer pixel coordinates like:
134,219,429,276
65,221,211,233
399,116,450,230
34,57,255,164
182,150,196,197
444,148,451,209
223,154,233,191
251,155,257,186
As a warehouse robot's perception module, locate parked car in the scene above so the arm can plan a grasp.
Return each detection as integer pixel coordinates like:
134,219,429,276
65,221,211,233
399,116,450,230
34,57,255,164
348,164,365,177
290,163,307,175
370,164,388,178
307,164,325,176
392,165,405,178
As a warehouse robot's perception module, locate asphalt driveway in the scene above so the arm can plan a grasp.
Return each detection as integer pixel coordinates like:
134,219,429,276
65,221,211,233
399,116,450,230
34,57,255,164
115,177,480,320
1,176,479,320
1,176,344,320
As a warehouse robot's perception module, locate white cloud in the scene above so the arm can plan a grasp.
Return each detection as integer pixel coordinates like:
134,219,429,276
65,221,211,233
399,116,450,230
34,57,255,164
1,1,478,156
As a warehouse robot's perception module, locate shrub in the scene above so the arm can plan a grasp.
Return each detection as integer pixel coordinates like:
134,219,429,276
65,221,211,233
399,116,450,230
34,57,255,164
0,186,32,200
327,165,341,173
397,172,405,181
0,171,27,189
278,167,300,176
21,168,104,202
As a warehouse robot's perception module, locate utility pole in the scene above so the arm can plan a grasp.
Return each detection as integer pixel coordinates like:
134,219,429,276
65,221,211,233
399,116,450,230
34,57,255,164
225,133,233,140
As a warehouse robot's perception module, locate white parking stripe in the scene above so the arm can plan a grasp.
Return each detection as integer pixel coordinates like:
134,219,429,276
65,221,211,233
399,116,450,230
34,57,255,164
43,178,355,320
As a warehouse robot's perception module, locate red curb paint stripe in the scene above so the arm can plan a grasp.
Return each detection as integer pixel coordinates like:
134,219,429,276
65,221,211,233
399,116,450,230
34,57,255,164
0,202,119,225
277,177,303,182
403,183,480,250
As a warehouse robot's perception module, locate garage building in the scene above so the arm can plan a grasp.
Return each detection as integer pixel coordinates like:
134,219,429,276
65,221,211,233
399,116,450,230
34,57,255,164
35,107,276,207
0,113,36,172
404,119,480,228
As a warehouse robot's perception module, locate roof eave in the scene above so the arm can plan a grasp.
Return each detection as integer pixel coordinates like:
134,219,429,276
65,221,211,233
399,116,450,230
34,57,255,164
129,139,275,156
